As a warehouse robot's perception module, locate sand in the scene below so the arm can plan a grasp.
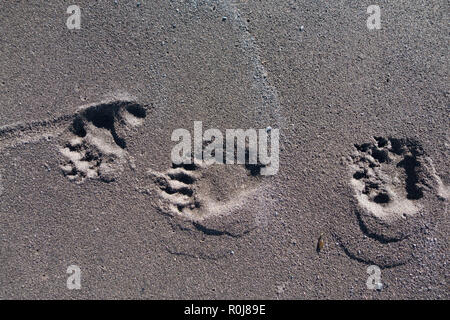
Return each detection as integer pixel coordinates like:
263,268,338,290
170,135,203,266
0,1,448,299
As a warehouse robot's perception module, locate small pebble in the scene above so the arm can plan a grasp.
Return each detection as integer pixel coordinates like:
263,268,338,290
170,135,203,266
300,25,304,31
222,16,227,21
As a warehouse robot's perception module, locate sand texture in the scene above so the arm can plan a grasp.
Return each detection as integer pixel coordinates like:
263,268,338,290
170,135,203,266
0,1,448,299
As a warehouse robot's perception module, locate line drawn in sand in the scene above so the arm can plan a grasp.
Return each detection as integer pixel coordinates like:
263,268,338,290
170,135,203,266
0,99,148,183
338,136,448,268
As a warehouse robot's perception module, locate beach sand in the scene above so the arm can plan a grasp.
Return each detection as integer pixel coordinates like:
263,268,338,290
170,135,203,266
0,0,448,299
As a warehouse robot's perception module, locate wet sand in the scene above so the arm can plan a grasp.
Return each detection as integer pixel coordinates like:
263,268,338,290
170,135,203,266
0,1,448,299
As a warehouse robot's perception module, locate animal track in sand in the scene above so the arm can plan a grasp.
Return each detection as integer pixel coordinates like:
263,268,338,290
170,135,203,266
0,99,148,184
59,101,147,183
144,150,272,259
338,136,448,267
350,137,428,222
148,152,266,223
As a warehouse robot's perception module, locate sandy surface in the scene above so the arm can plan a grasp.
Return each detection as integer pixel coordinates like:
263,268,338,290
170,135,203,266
0,1,448,299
